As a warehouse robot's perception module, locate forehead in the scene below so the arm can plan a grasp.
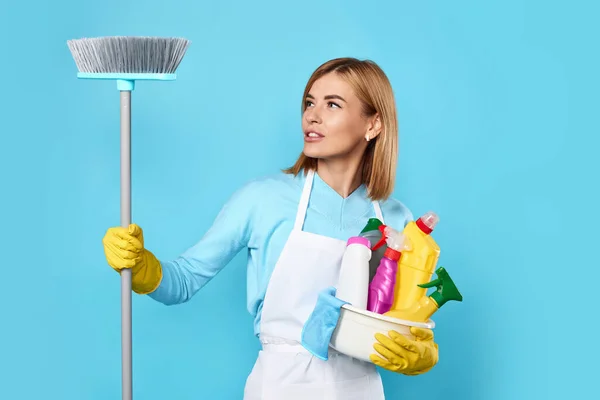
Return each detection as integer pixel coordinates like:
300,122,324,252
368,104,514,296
308,73,353,97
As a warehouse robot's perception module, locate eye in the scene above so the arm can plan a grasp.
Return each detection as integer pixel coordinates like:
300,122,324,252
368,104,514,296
305,100,314,107
328,101,341,109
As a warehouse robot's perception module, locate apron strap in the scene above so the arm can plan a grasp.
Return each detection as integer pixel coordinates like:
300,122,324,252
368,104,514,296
372,200,384,224
294,169,315,231
294,169,386,230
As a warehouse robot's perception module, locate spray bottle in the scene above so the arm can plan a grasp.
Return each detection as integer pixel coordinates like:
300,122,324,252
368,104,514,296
384,212,441,320
397,267,463,322
336,236,372,309
359,218,386,283
367,225,410,314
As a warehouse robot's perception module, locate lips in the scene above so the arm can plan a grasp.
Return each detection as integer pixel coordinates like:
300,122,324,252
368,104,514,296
304,130,324,143
304,131,324,138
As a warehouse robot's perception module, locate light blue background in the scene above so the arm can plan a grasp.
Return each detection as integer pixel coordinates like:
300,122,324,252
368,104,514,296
1,0,598,399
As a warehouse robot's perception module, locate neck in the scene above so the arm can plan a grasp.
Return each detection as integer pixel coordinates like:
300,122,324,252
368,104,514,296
316,156,364,198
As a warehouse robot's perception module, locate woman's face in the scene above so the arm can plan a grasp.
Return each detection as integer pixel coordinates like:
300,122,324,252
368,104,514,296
301,72,379,160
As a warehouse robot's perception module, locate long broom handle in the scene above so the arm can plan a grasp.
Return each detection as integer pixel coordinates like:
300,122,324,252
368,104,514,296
120,90,133,400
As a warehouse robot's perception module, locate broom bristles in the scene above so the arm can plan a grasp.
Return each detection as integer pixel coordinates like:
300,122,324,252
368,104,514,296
67,36,191,74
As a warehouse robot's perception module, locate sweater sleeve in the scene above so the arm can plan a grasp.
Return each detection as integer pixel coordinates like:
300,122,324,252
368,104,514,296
148,181,258,305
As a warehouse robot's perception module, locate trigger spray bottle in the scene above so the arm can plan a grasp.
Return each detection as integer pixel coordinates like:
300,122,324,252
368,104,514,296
367,225,410,314
405,266,463,322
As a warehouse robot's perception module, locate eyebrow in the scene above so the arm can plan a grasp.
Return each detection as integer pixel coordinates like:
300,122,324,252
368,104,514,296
306,93,347,102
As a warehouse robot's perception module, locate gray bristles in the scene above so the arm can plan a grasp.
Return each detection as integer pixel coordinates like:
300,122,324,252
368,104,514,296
67,36,191,74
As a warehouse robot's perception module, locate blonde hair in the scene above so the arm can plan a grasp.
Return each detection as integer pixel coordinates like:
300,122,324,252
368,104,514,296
283,57,399,201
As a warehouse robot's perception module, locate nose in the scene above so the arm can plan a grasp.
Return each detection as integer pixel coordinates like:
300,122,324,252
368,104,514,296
304,106,322,124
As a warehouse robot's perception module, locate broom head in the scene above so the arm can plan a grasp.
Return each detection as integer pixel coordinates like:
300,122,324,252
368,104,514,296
67,36,191,82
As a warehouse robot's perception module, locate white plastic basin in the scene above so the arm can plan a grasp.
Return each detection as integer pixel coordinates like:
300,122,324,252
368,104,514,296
330,304,435,363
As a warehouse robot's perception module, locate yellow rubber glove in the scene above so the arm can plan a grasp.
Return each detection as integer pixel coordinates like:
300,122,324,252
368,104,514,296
102,223,162,294
370,327,439,375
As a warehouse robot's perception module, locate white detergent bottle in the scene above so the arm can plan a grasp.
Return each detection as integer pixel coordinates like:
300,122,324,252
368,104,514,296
336,236,372,309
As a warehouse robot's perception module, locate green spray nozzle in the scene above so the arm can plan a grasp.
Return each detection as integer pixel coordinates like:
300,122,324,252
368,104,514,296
418,267,463,308
360,218,383,234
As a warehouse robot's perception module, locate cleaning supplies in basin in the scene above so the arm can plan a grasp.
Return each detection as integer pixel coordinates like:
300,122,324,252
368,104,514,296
302,210,465,366
336,236,372,309
367,225,410,314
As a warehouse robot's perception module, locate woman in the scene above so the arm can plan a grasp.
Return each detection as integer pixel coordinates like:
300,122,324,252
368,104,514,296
102,58,439,399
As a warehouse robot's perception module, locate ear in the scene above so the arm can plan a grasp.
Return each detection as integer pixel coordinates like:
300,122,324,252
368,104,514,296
365,114,382,141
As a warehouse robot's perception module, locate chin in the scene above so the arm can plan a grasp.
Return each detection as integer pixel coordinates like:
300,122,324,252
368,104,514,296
302,144,329,159
303,143,358,161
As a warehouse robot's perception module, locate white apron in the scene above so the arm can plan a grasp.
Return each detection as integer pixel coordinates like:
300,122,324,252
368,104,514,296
243,169,387,400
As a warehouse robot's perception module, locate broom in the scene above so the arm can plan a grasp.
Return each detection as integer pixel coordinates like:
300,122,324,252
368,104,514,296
67,36,191,400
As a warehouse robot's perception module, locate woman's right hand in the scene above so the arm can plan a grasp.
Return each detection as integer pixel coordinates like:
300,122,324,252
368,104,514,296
102,223,163,294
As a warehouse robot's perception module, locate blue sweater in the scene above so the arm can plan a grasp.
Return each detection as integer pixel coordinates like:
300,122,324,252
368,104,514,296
149,170,414,336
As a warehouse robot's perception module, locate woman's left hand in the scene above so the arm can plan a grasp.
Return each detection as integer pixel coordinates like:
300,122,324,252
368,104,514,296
370,327,439,375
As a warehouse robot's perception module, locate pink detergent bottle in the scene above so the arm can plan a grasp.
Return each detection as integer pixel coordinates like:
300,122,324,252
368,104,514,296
367,225,410,314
